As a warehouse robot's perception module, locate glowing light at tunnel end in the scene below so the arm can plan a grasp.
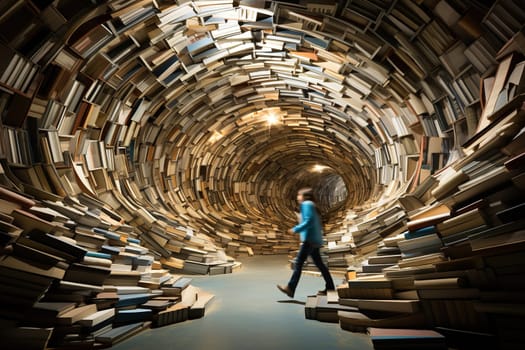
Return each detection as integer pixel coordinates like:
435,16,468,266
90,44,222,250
312,164,331,173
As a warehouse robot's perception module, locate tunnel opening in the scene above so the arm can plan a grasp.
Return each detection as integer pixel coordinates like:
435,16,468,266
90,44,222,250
283,165,350,224
170,104,380,245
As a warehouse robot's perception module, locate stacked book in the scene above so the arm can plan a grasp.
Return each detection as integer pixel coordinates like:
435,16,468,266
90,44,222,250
325,230,355,274
306,66,524,349
0,186,214,349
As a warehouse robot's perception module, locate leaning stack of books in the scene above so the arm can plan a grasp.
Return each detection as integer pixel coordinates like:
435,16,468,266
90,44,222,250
0,186,214,349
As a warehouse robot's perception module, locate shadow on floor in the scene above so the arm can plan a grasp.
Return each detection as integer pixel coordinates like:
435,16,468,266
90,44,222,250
276,299,306,305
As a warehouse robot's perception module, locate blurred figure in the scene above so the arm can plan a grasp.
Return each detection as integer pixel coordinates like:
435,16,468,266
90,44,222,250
277,188,335,298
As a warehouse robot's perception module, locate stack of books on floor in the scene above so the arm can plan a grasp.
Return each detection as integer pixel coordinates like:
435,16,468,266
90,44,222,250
367,328,448,350
327,150,521,345
324,229,356,273
349,205,408,259
101,192,242,275
306,275,466,350
0,186,214,349
305,291,359,323
235,225,298,256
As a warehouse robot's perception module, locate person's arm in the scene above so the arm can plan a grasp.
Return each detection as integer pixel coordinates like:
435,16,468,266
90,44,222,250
292,202,315,233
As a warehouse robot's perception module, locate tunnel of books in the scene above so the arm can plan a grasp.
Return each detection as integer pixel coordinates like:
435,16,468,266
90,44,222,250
1,0,524,349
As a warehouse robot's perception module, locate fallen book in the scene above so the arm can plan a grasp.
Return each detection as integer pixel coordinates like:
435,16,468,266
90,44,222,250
95,322,149,345
338,311,426,332
368,327,447,349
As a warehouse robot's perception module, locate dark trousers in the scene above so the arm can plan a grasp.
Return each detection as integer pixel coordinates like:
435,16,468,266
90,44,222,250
288,241,335,293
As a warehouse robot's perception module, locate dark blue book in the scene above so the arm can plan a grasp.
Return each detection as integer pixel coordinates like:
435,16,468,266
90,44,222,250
405,226,437,239
152,55,178,77
304,35,329,49
116,294,152,308
127,237,140,244
101,245,121,255
162,70,183,85
93,228,121,240
86,251,112,260
121,62,142,81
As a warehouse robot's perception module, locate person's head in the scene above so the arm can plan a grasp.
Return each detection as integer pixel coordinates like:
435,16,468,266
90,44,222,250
297,187,315,204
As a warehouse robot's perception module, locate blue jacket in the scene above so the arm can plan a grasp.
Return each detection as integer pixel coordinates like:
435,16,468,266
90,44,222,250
292,200,323,246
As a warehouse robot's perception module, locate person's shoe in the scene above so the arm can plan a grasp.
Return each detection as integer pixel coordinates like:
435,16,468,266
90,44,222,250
318,288,335,295
277,284,294,298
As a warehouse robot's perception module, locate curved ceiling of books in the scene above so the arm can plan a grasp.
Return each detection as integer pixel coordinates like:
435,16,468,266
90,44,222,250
2,0,504,253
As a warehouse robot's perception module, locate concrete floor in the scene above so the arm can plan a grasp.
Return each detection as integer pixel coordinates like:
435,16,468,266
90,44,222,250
113,255,373,350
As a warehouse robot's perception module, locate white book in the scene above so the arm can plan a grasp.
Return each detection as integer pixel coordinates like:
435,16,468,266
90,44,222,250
157,3,195,25
5,56,25,87
265,34,301,44
1,54,19,83
12,61,32,90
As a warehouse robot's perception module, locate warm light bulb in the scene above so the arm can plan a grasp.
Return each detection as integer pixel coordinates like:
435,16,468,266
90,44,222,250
266,112,279,125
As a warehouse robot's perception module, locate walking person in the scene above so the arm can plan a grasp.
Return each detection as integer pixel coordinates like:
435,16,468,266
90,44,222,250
277,188,335,298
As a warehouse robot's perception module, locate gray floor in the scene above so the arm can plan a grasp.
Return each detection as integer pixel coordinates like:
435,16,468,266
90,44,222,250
113,255,373,350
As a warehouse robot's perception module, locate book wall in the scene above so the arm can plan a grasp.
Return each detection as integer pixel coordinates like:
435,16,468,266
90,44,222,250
1,0,521,269
1,127,33,167
0,36,43,172
0,0,524,347
0,0,508,180
144,92,382,254
0,45,40,103
1,0,245,277
300,39,525,348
